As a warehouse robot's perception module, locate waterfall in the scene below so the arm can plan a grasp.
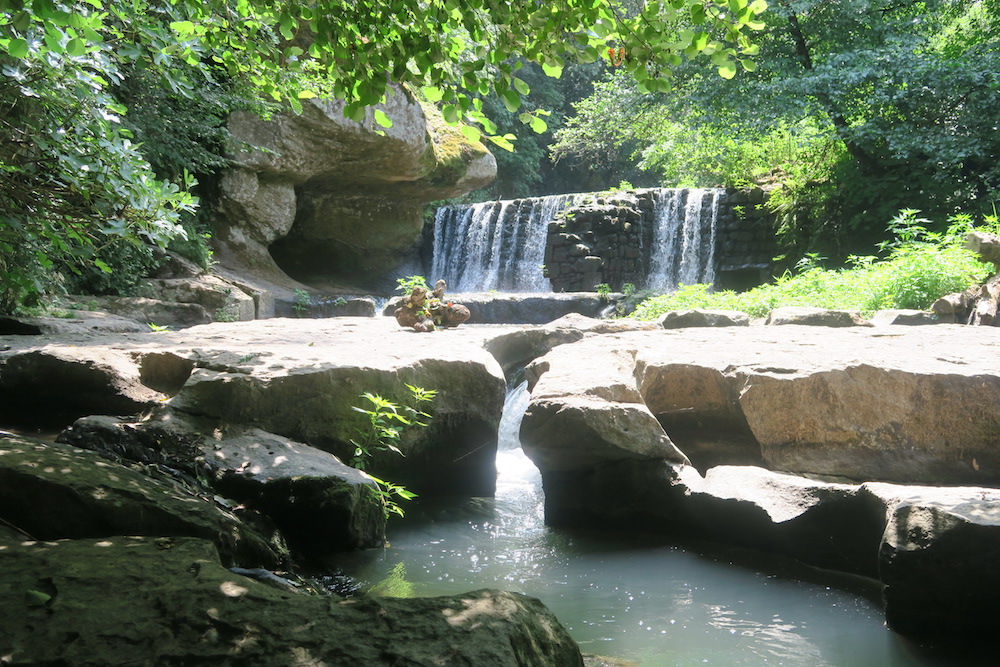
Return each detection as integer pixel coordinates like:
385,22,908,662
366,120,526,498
429,194,580,292
429,188,722,293
647,188,721,292
495,379,543,519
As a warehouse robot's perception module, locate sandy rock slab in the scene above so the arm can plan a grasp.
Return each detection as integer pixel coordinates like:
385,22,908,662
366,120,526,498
0,318,511,497
523,324,1000,486
0,536,583,667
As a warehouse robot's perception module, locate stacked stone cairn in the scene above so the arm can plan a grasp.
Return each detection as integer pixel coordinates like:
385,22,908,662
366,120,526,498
393,279,471,332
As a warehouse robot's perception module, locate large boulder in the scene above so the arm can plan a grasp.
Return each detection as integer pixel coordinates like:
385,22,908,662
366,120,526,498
0,432,284,567
58,414,386,555
138,275,257,323
765,307,871,327
657,309,750,328
0,535,584,666
540,459,886,578
385,292,616,325
483,313,656,376
0,313,149,335
215,84,496,293
1,318,511,497
522,325,1000,486
870,482,1000,639
521,345,690,472
0,346,164,428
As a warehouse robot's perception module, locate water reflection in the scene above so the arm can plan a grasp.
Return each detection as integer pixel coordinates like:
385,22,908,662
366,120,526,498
329,381,989,666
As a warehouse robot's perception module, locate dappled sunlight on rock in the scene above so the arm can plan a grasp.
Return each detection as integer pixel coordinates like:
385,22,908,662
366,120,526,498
220,581,249,598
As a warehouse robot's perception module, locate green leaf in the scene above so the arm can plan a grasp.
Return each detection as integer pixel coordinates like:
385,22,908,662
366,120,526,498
8,38,29,59
501,89,520,113
512,77,530,95
460,125,482,143
421,86,445,102
740,59,757,72
529,116,548,134
66,38,86,56
94,259,112,274
374,109,393,128
486,133,516,152
718,61,737,79
169,21,196,36
442,104,460,124
541,61,563,78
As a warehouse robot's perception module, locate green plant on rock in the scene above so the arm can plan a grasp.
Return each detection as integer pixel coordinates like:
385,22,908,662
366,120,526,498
395,275,430,294
594,283,612,301
350,384,436,518
292,289,311,317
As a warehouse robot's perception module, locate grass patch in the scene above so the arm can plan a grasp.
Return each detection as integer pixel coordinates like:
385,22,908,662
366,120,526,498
632,211,995,320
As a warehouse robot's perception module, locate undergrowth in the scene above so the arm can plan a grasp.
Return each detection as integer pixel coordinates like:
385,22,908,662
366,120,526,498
632,210,996,320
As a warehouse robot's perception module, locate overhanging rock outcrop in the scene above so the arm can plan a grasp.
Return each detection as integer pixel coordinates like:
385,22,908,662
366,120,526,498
215,84,496,298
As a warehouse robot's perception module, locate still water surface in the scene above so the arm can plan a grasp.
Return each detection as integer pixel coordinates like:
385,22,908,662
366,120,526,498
330,383,980,666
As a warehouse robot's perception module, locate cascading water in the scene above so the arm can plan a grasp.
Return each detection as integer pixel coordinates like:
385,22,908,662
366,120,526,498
429,188,723,293
330,381,940,667
646,188,721,292
430,194,581,293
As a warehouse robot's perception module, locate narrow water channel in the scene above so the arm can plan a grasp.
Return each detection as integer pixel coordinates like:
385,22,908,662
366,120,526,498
330,382,982,666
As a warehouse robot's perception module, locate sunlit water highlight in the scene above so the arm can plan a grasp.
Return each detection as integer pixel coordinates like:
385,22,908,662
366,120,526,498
330,382,982,666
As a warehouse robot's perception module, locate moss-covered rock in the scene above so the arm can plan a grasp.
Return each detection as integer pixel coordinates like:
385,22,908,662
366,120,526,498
0,432,285,567
57,414,387,556
0,535,583,666
216,83,496,292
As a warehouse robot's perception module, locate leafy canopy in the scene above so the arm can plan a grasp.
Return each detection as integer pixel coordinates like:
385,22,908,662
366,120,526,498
0,0,768,310
552,0,1000,258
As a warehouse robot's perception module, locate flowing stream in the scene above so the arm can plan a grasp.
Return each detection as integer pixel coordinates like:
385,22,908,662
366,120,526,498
330,382,979,666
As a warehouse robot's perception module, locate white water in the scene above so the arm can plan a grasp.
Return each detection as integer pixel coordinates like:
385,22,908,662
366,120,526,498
646,188,721,292
430,194,581,292
430,188,723,293
329,382,972,666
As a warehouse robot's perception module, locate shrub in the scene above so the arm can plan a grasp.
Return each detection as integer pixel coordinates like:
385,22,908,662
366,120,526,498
631,211,992,320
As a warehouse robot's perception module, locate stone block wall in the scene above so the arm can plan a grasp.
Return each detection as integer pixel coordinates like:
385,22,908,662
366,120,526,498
544,188,777,293
543,193,654,292
714,188,778,292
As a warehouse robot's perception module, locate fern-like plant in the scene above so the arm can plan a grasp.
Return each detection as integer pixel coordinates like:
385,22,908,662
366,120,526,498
350,384,436,518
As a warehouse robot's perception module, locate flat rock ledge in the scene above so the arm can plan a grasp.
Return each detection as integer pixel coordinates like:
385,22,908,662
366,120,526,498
523,324,1000,485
